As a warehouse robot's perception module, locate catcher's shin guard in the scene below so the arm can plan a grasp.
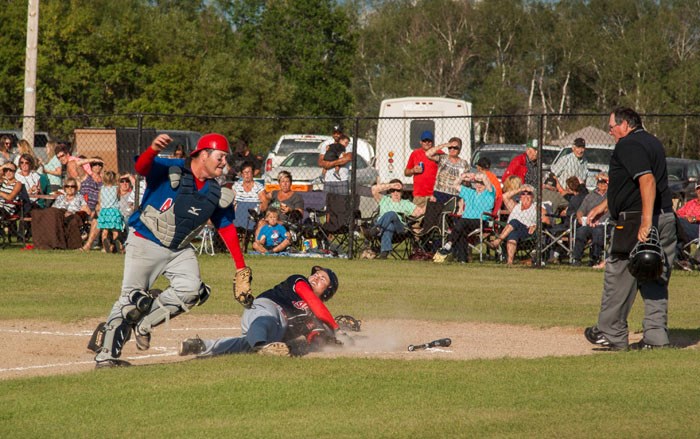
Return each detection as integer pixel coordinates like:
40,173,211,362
233,266,254,308
87,321,107,353
94,319,132,361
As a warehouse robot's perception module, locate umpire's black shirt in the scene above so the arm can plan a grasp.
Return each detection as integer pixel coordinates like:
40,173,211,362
607,128,672,221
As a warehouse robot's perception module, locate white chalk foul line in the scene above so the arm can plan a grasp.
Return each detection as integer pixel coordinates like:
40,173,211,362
0,360,95,372
0,350,181,373
0,328,92,337
0,326,239,337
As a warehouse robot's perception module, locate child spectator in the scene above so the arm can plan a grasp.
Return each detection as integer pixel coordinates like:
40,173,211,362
252,207,290,254
82,171,123,252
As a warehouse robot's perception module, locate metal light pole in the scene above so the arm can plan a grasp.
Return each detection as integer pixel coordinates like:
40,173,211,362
22,0,39,148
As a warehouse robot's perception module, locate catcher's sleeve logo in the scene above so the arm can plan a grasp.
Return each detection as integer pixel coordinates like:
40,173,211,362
159,198,173,212
292,300,309,311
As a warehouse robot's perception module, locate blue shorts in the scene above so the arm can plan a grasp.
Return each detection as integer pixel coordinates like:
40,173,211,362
506,219,532,242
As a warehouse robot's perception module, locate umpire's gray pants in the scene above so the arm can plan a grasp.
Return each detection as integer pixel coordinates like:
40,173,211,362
200,298,288,356
96,231,202,361
597,212,676,348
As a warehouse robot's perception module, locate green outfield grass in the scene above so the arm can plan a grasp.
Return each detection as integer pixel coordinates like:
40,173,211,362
1,250,699,437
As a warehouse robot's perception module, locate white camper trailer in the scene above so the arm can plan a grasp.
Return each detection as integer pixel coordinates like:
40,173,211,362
375,97,472,186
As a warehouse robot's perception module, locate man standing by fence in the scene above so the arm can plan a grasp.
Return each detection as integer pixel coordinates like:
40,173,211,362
584,107,676,351
405,130,440,208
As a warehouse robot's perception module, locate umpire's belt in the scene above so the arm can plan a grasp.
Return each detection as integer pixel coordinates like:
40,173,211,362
618,209,672,220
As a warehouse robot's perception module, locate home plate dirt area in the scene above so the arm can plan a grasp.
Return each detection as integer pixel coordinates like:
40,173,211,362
0,314,655,380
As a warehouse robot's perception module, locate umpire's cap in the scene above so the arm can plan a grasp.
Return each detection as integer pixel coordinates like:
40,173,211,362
311,265,339,302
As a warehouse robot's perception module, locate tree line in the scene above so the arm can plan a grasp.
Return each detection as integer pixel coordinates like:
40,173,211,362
1,0,699,155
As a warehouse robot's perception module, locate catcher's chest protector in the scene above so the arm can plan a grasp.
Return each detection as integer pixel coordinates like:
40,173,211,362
139,171,223,249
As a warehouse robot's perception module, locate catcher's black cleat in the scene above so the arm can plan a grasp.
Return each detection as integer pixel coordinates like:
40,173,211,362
629,340,671,350
179,337,206,356
95,359,132,369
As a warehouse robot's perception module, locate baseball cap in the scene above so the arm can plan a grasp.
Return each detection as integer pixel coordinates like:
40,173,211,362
573,137,586,148
332,125,343,134
420,130,434,142
526,139,538,149
190,133,230,157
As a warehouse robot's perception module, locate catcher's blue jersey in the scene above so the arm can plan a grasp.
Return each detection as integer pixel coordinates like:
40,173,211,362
129,156,235,246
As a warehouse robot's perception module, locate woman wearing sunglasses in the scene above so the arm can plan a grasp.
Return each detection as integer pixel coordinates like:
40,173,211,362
0,163,22,216
425,137,468,204
31,178,91,250
488,184,550,265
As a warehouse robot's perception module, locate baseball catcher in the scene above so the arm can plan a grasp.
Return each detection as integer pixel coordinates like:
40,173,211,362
92,133,253,368
178,266,355,357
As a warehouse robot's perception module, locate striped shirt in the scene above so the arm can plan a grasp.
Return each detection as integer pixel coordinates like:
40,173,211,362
551,153,588,184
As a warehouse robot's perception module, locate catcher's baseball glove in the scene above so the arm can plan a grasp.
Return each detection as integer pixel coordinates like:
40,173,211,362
334,315,362,332
233,266,254,308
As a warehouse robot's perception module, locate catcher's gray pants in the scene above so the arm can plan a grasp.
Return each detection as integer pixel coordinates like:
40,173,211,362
200,298,288,356
596,212,676,348
96,231,202,362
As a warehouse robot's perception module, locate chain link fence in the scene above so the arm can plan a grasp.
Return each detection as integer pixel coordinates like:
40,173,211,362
2,112,698,262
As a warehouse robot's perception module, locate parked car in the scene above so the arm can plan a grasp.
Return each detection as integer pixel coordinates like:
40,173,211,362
263,134,332,174
264,149,378,192
470,144,559,180
666,157,700,204
0,129,51,162
551,144,615,190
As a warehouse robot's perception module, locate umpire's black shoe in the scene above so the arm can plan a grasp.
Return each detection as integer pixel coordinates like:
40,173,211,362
629,340,671,350
584,326,623,350
95,359,132,369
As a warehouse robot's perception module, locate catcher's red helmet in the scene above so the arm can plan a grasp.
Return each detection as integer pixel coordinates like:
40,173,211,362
190,133,230,157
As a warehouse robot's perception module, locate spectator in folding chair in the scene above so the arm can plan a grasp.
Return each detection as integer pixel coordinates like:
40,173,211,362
264,171,304,223
0,162,23,216
476,157,503,213
487,184,550,265
437,172,495,263
370,179,425,259
674,183,700,270
425,137,467,204
233,162,267,230
572,173,610,267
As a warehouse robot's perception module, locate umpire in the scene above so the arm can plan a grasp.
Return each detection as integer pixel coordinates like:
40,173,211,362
584,107,676,350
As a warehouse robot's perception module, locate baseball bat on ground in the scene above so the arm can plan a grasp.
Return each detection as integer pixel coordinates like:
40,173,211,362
407,338,452,351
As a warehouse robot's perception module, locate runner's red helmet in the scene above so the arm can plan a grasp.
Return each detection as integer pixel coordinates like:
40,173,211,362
190,133,230,157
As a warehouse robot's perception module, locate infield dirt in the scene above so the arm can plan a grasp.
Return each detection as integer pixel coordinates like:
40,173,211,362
0,314,651,380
